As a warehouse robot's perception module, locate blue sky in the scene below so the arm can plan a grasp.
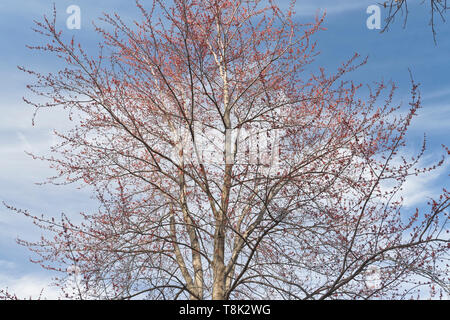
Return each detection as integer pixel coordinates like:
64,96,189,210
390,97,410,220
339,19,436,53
0,0,449,298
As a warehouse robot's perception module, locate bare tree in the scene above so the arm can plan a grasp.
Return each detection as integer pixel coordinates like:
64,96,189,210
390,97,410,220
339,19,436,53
381,0,448,42
5,0,449,300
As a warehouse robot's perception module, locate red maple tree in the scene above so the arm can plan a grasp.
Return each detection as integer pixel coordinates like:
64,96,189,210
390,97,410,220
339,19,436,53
5,0,449,300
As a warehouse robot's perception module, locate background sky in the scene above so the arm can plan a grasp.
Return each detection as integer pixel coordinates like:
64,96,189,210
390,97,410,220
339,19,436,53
0,0,449,298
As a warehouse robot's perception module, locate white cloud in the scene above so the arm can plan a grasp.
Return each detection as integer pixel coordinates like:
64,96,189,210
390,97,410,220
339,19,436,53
422,87,450,101
0,259,16,269
0,272,61,300
380,150,449,208
400,162,449,207
410,104,450,133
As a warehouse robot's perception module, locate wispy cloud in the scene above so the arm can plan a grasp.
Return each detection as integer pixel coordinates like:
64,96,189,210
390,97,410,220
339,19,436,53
400,161,449,207
293,0,370,17
422,87,450,101
411,104,450,133
0,271,61,299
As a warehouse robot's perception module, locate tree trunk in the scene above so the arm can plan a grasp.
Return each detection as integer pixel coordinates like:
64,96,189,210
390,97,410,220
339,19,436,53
212,221,226,300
